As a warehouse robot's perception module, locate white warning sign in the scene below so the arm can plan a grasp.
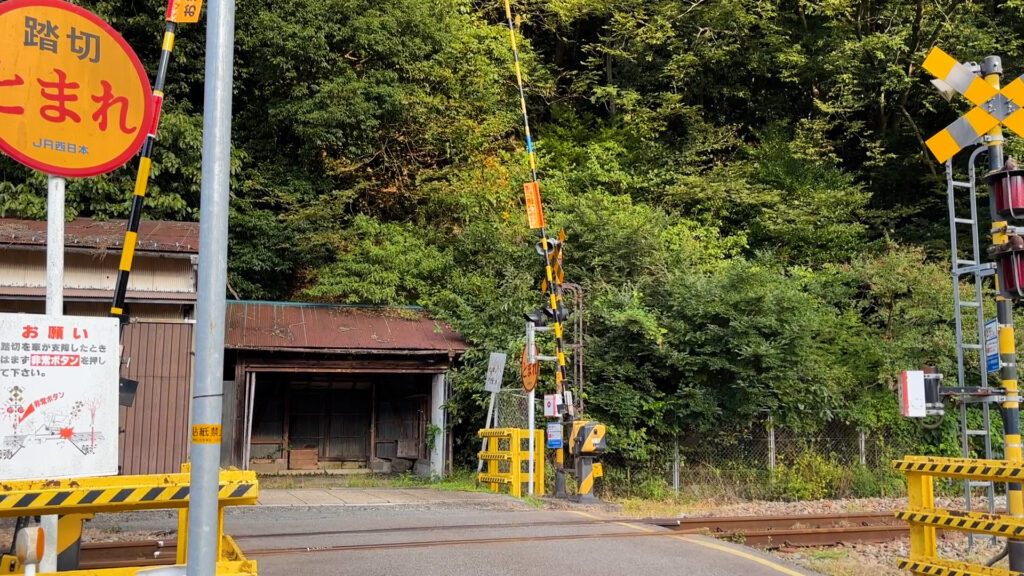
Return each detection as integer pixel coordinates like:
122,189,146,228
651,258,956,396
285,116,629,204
0,313,119,480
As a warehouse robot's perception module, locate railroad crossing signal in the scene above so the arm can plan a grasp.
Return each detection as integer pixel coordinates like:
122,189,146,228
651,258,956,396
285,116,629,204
923,47,1024,162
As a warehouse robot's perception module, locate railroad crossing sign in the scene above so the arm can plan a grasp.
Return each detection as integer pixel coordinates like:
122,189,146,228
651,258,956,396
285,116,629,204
0,0,154,177
923,47,1024,163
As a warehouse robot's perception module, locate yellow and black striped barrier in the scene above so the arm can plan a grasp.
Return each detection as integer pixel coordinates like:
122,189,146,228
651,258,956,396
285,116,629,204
0,467,258,575
894,456,1024,481
897,509,1024,539
0,469,257,517
477,428,544,498
896,557,1024,576
894,456,1024,575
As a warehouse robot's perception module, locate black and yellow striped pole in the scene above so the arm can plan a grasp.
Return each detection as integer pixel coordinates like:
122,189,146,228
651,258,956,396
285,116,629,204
980,56,1024,570
501,0,574,498
922,48,1024,568
110,0,202,320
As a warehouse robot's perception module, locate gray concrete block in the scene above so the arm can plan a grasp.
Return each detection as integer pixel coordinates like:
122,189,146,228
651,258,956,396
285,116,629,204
413,459,431,478
391,457,414,473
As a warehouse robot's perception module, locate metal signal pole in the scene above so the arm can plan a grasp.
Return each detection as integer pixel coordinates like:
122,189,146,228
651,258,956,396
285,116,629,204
981,55,1024,570
41,173,64,572
186,0,235,573
922,46,1024,566
501,0,574,498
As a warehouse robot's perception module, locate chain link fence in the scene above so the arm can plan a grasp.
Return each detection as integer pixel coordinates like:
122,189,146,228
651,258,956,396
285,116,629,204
593,414,947,501
479,388,537,482
492,388,531,430
593,408,1010,500
478,393,1005,501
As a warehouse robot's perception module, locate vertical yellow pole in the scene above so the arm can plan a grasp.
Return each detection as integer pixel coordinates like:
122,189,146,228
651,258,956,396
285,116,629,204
217,505,225,561
1001,321,1024,516
535,430,546,496
487,439,498,492
510,430,522,498
906,471,937,559
176,508,189,564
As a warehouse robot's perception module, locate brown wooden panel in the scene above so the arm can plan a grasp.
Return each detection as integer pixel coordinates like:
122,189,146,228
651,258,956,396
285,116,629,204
118,321,193,475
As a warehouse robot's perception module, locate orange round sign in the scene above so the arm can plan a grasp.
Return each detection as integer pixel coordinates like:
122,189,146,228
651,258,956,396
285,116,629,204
0,0,154,177
521,346,539,392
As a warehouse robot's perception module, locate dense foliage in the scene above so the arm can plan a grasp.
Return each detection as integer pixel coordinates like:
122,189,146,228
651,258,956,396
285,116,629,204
3,0,1020,476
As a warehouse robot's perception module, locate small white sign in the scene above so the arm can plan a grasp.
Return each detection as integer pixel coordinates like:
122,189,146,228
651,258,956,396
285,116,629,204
986,319,1000,373
546,422,563,449
484,352,506,393
0,313,119,480
543,394,561,418
899,370,927,418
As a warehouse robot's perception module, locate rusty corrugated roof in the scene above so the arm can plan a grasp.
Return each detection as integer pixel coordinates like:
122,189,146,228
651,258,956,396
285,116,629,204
225,301,469,355
0,218,199,253
0,286,196,302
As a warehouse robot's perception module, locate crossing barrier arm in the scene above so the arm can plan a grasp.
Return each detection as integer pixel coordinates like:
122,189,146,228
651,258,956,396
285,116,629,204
0,470,257,517
0,469,257,575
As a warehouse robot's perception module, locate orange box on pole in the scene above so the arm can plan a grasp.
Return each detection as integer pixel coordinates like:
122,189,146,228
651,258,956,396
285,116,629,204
524,181,545,229
167,0,203,22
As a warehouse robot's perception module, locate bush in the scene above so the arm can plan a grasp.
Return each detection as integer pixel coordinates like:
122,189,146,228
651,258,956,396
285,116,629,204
597,452,911,502
847,464,905,498
768,453,845,501
598,466,670,500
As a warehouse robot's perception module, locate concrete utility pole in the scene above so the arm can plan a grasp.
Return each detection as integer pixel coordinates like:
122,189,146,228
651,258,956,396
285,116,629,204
981,55,1024,571
186,0,235,574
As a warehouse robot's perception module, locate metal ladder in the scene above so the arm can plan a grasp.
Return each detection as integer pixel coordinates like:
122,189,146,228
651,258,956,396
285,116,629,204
947,146,997,546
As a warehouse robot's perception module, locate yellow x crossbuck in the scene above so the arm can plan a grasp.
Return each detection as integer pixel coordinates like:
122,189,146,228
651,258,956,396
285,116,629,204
924,47,1024,162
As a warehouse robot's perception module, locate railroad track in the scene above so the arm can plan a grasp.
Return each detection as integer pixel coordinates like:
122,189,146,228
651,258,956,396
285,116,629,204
652,511,908,547
76,512,908,568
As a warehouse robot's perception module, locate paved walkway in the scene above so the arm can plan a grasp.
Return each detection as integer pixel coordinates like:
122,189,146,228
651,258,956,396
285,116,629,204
256,487,514,506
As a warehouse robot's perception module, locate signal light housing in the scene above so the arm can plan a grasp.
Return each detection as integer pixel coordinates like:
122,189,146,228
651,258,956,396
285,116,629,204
524,308,547,326
987,168,1024,219
544,302,569,323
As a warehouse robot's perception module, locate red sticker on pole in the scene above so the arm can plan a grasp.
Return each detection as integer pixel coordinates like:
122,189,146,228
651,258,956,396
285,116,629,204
524,181,545,230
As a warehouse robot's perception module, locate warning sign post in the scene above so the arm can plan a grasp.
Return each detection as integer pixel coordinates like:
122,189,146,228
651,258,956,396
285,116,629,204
0,313,119,480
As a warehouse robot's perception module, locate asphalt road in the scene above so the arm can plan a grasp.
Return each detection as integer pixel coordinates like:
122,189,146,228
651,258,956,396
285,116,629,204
1,492,820,576
220,505,821,576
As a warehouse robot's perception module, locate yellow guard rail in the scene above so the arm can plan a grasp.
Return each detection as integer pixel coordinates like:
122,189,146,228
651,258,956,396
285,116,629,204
478,428,544,498
894,455,1024,575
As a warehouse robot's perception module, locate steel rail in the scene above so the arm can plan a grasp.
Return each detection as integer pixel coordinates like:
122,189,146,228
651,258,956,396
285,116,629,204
75,511,912,567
